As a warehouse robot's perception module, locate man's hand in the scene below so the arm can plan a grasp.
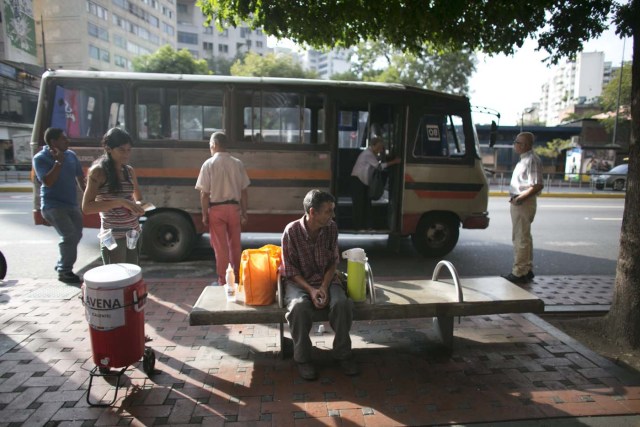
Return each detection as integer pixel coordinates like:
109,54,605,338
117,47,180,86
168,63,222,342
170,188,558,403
311,287,328,309
51,147,65,163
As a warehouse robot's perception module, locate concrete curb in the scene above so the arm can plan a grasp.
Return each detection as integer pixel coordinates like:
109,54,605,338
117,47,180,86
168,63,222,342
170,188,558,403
489,191,625,199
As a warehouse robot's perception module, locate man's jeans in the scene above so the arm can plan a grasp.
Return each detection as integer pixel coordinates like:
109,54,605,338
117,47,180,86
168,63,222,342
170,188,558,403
42,207,83,274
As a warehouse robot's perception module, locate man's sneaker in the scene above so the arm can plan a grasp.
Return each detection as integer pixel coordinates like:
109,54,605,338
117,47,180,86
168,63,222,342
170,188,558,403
58,272,81,284
296,362,317,381
526,271,535,280
501,273,528,285
339,357,360,376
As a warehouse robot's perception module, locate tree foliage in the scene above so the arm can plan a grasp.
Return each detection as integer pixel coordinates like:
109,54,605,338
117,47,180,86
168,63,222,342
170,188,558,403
196,0,617,63
600,61,632,112
348,40,475,95
132,45,211,75
534,138,574,166
230,52,318,78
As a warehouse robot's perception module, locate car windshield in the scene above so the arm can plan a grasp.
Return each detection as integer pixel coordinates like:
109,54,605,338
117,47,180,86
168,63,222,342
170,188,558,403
608,164,628,174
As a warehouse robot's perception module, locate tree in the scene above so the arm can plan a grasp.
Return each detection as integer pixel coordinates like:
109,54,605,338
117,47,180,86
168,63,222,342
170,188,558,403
601,61,632,112
196,0,640,347
207,56,235,75
534,138,575,169
350,40,476,95
133,45,210,75
230,52,318,78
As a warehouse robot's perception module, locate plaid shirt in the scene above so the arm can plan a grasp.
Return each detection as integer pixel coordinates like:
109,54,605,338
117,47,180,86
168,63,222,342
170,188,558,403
281,216,340,288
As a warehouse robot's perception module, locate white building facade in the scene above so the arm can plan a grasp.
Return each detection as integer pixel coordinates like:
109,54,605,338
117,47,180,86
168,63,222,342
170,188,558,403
176,0,268,61
538,52,609,126
299,48,352,79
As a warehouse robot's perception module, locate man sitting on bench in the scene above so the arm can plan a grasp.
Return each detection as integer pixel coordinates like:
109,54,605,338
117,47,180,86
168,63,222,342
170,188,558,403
280,189,359,380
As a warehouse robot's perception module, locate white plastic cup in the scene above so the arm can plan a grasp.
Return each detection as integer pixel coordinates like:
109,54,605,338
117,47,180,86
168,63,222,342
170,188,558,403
98,229,117,251
224,283,236,302
126,229,140,250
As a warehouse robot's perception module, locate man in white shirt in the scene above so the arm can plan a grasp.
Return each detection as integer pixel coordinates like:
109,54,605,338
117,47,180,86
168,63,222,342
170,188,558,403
196,132,250,285
349,136,400,230
503,132,543,284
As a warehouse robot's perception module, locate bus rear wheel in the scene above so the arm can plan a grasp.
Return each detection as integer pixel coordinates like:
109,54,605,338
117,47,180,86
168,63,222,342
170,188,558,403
411,213,459,257
142,212,195,262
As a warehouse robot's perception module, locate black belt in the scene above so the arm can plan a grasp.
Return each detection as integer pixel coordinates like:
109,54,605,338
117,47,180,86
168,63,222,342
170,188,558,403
209,200,238,206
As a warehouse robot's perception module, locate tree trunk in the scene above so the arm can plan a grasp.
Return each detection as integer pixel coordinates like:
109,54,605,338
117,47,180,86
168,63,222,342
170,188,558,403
606,22,640,348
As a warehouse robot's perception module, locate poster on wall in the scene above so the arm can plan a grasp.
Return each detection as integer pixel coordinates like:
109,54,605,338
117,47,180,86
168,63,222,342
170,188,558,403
3,0,37,56
564,147,582,182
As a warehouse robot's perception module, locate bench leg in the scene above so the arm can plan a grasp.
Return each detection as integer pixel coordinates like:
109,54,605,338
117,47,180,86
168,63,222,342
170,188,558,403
433,316,454,352
279,321,293,359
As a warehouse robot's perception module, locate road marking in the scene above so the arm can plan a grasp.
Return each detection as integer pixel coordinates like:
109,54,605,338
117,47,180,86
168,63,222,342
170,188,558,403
541,205,624,209
0,240,57,244
589,217,622,221
0,212,28,215
546,241,595,247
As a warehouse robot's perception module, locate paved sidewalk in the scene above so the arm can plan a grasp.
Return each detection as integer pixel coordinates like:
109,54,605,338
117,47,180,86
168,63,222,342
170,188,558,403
0,275,638,426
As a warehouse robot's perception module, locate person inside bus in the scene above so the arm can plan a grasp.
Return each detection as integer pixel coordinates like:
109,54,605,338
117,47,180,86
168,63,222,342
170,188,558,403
82,128,145,265
195,132,250,285
349,136,401,230
33,128,86,283
281,189,359,380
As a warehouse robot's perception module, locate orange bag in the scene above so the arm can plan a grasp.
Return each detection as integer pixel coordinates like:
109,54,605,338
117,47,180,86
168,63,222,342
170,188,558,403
238,244,282,306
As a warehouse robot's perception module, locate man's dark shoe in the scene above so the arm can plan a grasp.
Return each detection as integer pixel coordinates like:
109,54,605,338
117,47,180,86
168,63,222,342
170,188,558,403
296,362,317,381
526,271,535,280
501,273,528,285
58,272,81,284
339,358,360,376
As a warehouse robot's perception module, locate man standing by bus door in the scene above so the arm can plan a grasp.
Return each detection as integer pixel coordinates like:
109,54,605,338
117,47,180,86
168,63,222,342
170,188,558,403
196,132,250,285
33,128,86,284
502,132,543,284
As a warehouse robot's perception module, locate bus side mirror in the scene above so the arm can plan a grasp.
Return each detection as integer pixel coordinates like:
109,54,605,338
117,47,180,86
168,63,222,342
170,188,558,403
489,121,498,148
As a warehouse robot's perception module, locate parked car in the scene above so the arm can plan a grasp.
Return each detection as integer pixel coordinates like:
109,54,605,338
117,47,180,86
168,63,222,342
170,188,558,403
594,164,628,191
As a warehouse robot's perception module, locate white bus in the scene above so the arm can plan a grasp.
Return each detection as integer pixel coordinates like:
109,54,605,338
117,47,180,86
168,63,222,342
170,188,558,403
31,70,489,261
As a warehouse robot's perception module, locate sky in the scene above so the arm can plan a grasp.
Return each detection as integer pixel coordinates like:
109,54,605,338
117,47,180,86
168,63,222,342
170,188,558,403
469,28,632,126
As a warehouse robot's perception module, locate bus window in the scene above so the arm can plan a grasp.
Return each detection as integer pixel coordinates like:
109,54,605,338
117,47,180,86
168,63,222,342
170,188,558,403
178,89,224,140
239,91,323,144
338,110,368,148
413,113,467,158
446,114,466,156
51,84,124,138
137,87,177,139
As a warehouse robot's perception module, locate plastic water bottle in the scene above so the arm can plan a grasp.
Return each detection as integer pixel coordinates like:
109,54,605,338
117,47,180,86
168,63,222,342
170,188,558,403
224,263,236,301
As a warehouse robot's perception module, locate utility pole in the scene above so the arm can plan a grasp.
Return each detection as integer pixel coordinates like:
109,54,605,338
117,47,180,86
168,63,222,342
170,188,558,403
41,15,47,70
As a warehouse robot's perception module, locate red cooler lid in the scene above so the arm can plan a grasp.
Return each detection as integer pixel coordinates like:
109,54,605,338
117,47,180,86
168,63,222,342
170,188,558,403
83,263,142,290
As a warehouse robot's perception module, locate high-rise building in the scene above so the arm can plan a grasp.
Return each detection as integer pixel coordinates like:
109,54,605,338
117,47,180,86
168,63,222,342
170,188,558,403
538,52,608,126
299,48,352,79
34,0,177,71
176,0,268,62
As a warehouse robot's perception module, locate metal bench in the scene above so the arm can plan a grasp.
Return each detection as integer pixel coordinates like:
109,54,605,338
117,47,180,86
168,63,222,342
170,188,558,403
189,261,544,355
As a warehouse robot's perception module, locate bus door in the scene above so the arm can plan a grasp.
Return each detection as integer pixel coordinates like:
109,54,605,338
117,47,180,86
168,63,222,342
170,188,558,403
335,103,402,232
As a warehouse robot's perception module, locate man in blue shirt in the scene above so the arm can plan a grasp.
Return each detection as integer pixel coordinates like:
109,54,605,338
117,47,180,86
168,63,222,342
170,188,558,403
33,128,86,283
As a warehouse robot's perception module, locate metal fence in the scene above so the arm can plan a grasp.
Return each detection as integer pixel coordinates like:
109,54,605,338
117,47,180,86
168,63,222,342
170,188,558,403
0,165,31,183
488,171,626,193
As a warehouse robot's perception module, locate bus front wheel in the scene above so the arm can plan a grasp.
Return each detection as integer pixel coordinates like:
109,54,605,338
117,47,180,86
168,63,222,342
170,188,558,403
142,212,195,262
411,213,459,257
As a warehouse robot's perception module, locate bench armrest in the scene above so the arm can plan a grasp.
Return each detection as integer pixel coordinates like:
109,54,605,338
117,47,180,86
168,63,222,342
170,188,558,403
432,260,464,302
277,271,284,308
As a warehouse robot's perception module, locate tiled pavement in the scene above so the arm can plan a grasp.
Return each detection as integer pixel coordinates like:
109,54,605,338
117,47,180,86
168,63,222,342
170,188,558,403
1,275,639,426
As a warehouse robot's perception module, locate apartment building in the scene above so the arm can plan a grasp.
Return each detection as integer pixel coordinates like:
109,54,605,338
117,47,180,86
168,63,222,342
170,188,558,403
176,0,268,61
34,0,177,71
299,48,352,79
537,52,609,126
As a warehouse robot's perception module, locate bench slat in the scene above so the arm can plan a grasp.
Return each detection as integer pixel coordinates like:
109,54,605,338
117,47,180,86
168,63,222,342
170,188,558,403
189,276,544,326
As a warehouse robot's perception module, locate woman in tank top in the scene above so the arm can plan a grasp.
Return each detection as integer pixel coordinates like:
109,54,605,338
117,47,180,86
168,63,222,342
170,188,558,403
82,128,145,265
